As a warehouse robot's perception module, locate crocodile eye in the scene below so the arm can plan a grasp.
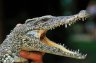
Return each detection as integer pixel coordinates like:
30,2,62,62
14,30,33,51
40,18,50,22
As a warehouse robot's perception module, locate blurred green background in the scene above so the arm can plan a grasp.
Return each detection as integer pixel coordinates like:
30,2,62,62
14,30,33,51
0,0,96,63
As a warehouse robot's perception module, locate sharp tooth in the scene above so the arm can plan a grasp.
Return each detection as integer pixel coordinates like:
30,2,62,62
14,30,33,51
82,18,84,21
74,50,76,53
69,23,71,26
59,43,61,45
60,43,62,45
77,49,80,53
65,24,67,28
84,54,87,57
62,44,64,46
77,49,79,51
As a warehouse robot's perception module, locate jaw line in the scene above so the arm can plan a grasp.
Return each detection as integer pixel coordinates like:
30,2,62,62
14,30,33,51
41,36,75,54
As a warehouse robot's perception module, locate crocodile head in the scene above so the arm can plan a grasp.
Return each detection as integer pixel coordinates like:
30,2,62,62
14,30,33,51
15,10,89,59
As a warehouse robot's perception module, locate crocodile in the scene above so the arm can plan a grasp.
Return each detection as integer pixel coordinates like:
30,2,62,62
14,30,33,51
0,10,90,63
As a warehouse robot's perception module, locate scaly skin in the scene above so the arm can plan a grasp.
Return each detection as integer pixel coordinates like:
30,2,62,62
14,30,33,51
0,10,90,63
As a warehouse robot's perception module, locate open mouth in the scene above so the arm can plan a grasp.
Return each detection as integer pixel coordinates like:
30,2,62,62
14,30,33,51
37,27,87,59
